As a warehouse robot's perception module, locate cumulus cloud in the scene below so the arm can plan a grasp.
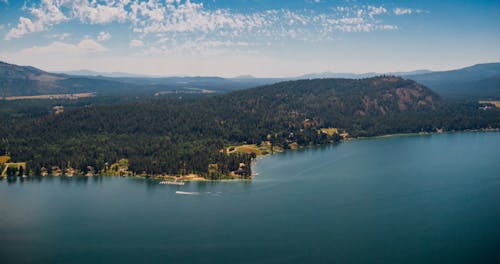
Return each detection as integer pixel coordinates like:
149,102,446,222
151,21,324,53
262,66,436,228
129,39,144,48
5,0,67,40
97,31,111,42
394,8,413,15
4,0,423,58
367,6,387,18
0,38,110,74
5,0,126,39
6,1,407,40
70,0,129,24
8,39,106,57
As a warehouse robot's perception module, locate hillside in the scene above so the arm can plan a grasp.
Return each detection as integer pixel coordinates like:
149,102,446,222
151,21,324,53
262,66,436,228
0,61,65,96
298,70,432,79
0,61,277,97
0,61,142,96
2,76,498,178
3,60,500,100
407,63,500,99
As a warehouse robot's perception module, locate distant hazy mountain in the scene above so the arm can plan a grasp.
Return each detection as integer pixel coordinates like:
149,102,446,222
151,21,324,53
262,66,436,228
2,60,499,99
0,61,67,97
59,70,153,78
406,63,500,99
0,61,279,97
298,70,432,80
233,75,257,79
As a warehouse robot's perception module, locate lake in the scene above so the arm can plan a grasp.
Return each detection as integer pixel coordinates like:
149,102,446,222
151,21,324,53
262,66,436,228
1,132,499,263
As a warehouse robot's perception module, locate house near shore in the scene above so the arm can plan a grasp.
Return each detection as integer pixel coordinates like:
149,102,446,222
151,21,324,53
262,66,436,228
1,155,27,177
51,166,62,176
52,106,64,115
303,118,317,128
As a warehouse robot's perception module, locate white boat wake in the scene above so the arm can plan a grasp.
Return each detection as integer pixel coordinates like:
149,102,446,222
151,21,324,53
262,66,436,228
175,191,200,195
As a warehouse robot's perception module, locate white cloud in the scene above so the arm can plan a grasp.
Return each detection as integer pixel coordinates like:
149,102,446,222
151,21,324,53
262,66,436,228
11,39,106,57
70,0,129,24
394,8,413,15
5,0,67,40
129,39,144,48
5,0,126,39
6,17,43,40
0,38,114,75
97,31,111,42
6,1,404,42
367,6,387,18
4,1,414,61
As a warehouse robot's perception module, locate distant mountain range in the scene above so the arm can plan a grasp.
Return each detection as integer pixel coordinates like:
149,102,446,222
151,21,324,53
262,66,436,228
1,60,499,99
297,70,433,79
406,63,500,99
0,61,278,97
58,70,154,78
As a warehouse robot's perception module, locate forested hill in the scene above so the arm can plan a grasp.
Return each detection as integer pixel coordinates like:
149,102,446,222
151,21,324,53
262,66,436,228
1,77,498,178
221,76,442,116
0,61,65,96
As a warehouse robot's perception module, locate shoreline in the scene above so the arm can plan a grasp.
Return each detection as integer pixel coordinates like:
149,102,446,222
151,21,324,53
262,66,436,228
350,128,500,141
250,128,500,178
4,129,498,182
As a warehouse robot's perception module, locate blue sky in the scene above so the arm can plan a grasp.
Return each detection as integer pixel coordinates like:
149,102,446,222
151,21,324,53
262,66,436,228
0,0,499,77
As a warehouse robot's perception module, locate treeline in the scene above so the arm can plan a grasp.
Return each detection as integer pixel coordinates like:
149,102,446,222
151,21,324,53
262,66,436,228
1,77,499,178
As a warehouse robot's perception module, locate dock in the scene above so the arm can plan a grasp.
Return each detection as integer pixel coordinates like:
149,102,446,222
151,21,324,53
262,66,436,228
159,181,185,186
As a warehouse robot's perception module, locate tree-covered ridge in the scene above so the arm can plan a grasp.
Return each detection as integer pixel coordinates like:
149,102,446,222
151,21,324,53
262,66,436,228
1,77,498,178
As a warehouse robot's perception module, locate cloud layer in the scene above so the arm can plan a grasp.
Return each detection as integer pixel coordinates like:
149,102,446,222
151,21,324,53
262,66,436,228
5,0,418,44
1,1,432,77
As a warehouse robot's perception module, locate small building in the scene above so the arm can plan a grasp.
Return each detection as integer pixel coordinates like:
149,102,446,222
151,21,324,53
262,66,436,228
52,105,64,115
303,118,317,128
51,166,62,176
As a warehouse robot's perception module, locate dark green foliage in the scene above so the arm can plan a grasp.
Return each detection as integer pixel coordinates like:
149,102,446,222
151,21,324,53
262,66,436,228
1,76,498,177
6,167,17,177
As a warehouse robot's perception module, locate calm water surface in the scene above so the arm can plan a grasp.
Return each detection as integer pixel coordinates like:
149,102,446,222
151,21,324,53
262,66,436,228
1,132,500,263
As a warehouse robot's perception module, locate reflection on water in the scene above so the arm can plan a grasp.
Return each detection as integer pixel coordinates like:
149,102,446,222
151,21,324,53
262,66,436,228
1,175,254,196
2,175,107,185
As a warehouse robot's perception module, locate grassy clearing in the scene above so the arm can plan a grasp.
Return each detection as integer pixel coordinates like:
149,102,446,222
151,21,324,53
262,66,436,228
319,128,339,136
3,93,95,101
0,155,10,164
227,143,272,156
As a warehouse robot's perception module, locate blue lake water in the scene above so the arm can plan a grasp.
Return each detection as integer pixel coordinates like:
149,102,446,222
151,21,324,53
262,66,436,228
1,132,500,263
